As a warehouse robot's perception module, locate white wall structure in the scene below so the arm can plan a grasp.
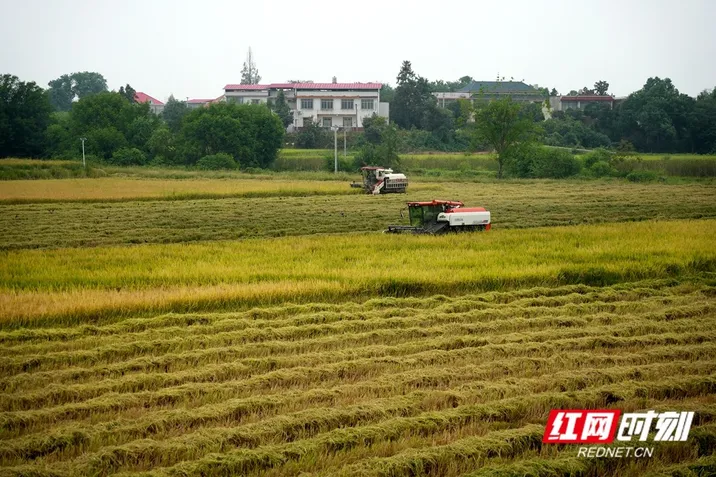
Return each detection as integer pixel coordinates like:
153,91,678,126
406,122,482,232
223,82,388,130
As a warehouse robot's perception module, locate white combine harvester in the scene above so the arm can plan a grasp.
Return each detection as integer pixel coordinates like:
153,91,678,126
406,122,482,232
350,166,408,195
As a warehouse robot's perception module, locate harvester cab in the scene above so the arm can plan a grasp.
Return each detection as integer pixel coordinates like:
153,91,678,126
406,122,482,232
386,200,491,234
350,166,408,195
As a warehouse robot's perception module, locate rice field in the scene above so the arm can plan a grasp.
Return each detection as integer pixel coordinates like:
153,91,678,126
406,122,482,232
1,169,715,476
1,180,715,250
0,178,360,203
0,275,714,476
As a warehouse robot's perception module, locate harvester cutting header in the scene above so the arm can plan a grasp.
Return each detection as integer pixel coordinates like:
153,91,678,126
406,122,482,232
386,200,491,234
351,166,408,195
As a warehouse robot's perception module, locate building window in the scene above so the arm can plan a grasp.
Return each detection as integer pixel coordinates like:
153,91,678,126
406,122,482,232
341,99,354,110
251,99,260,105
361,99,374,110
322,117,332,128
321,99,333,110
303,117,313,127
343,117,353,128
301,99,313,109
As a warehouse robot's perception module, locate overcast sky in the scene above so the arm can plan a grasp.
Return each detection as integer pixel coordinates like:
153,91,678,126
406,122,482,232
1,0,714,102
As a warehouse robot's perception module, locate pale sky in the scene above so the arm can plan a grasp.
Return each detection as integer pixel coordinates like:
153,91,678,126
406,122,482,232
1,0,714,102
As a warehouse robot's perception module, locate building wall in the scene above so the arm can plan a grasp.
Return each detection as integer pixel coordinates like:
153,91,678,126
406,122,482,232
295,89,383,129
225,90,270,105
223,86,388,130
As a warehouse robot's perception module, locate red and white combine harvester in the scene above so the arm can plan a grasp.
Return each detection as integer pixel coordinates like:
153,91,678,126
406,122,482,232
386,200,491,234
350,166,408,195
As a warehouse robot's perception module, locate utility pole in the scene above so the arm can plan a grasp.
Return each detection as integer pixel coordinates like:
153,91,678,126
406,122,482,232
331,126,339,173
80,137,86,167
343,128,347,160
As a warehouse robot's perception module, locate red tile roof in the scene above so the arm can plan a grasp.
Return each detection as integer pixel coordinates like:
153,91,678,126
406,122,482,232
224,82,382,91
223,84,270,90
561,95,614,102
134,92,164,105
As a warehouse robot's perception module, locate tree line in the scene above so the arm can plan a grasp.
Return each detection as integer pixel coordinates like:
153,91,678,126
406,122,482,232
1,72,284,169
381,61,716,155
1,62,715,169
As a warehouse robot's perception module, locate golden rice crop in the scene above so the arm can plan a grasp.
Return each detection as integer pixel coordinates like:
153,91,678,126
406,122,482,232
0,220,713,325
0,178,361,203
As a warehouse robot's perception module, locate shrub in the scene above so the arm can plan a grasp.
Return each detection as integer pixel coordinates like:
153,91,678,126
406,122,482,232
196,153,237,170
506,145,581,179
590,161,616,178
582,148,613,169
110,147,148,166
531,148,582,178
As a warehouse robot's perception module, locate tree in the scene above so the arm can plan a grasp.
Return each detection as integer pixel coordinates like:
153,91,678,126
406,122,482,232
617,77,694,152
47,75,74,111
179,102,283,168
47,71,108,111
270,90,293,129
118,84,136,103
578,86,595,95
70,91,158,159
594,80,610,96
240,47,261,85
0,74,53,157
550,88,559,97
379,84,395,103
295,118,326,149
355,115,400,168
472,97,537,178
162,95,189,133
391,61,435,130
692,88,716,153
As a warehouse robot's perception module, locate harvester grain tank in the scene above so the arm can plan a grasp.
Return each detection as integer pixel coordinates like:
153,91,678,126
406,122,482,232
350,166,408,195
386,200,491,234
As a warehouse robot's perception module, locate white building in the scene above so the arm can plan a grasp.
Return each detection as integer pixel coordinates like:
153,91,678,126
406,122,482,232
224,82,389,130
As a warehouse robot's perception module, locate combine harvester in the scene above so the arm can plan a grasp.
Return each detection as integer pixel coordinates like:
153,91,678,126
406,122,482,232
386,200,491,234
351,166,408,195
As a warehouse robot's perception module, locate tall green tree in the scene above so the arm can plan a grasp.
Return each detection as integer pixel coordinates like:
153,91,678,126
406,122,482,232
692,88,716,153
391,61,435,130
594,80,610,96
118,84,136,103
71,72,108,99
270,90,293,128
47,74,74,111
0,74,53,157
618,77,694,152
47,71,108,111
162,95,189,133
472,97,537,178
179,103,283,168
70,91,157,159
240,47,261,85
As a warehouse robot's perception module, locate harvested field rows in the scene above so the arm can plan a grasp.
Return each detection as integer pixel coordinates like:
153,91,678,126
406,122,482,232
1,180,715,249
0,278,715,476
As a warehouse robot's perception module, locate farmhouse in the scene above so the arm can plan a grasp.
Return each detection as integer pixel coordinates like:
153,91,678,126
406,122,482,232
224,82,389,130
133,92,164,114
434,81,545,107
